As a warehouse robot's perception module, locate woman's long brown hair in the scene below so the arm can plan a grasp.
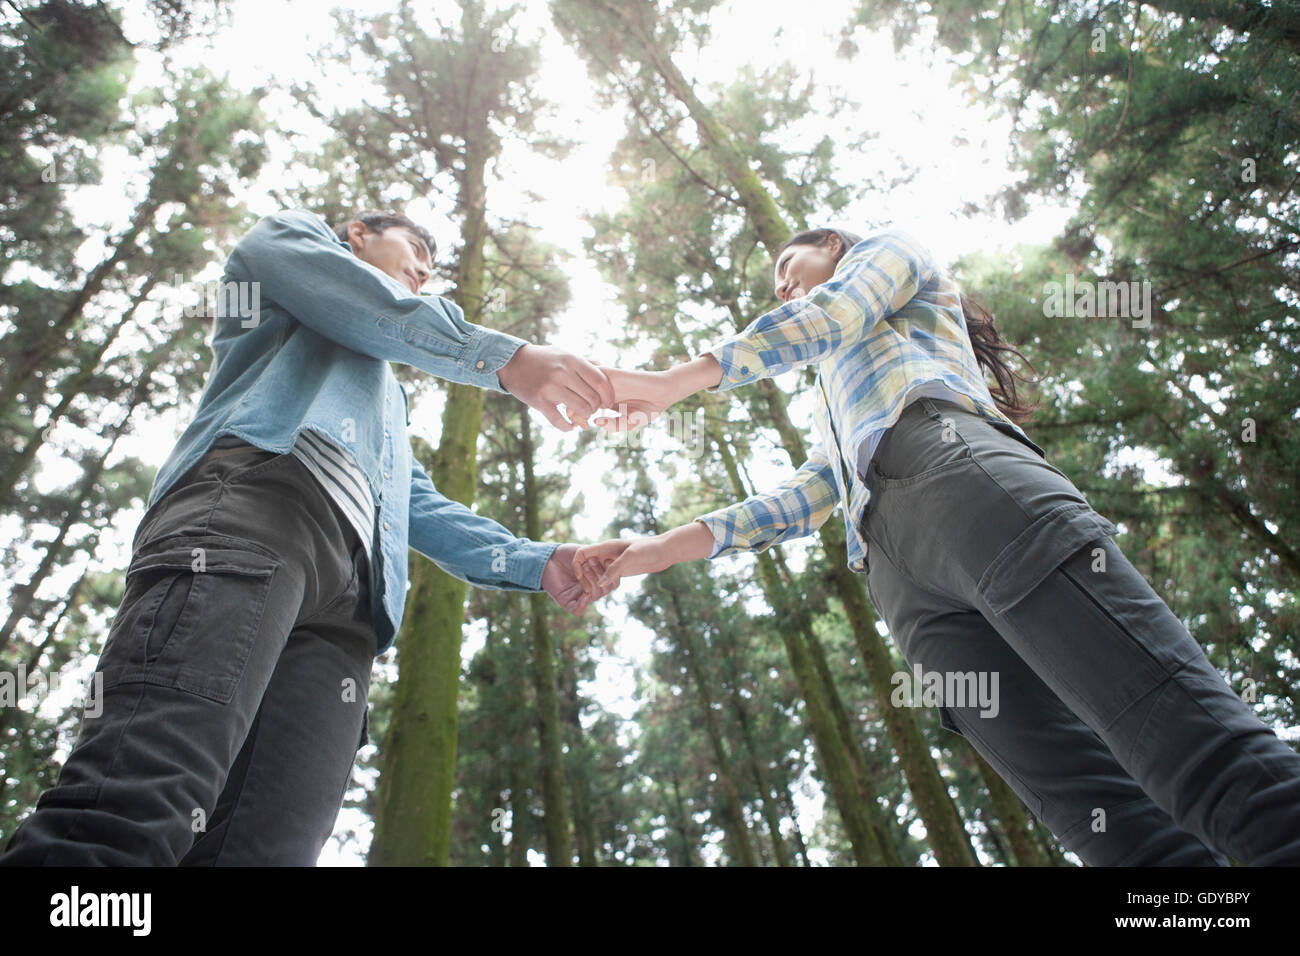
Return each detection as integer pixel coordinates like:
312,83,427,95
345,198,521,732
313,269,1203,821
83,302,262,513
780,228,1042,425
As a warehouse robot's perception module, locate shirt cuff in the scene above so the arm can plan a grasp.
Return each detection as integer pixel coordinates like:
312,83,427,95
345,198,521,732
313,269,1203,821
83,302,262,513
462,327,530,393
701,340,763,393
506,539,561,591
692,516,726,559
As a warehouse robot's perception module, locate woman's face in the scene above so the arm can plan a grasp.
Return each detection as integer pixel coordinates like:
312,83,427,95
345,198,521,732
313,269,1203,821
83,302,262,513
773,237,841,304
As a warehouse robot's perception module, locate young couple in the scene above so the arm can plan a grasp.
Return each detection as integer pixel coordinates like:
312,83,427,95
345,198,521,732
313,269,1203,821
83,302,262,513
573,226,1300,867
3,209,1295,867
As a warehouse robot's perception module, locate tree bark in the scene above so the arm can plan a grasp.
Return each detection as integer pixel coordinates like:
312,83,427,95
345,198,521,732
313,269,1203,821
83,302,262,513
521,407,573,866
368,139,490,866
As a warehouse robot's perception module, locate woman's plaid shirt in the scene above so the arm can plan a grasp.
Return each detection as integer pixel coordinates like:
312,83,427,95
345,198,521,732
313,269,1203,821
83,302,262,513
691,228,1036,573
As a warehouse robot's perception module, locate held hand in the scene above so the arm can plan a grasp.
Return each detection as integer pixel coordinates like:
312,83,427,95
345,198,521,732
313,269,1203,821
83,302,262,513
572,535,676,597
588,356,723,435
541,543,601,615
588,364,679,435
498,344,616,431
571,539,631,600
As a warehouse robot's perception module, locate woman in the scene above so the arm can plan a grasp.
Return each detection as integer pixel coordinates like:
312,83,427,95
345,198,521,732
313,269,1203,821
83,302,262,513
572,227,1300,866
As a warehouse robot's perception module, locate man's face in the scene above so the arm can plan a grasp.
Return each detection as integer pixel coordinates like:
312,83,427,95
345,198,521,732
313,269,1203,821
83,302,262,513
345,221,433,295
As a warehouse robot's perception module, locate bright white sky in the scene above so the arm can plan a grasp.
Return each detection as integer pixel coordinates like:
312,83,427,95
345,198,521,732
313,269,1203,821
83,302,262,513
17,0,1115,866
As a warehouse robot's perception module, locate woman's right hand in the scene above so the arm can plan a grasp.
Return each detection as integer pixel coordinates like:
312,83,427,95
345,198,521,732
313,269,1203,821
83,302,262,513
589,355,722,434
588,365,677,434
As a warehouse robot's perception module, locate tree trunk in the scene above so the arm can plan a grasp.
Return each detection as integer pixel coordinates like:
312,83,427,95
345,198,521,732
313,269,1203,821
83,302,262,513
718,630,792,866
559,640,600,866
668,771,698,866
507,737,532,867
520,407,573,866
667,588,757,866
971,748,1051,866
772,762,812,866
368,142,490,866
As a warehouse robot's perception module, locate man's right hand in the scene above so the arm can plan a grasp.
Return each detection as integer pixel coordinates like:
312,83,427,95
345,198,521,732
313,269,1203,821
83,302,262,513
497,344,616,431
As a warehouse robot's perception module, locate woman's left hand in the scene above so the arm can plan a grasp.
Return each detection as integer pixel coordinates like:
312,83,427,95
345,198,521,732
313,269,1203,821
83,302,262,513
573,535,676,596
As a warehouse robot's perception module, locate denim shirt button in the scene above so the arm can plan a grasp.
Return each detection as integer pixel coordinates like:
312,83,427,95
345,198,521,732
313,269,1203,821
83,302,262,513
383,522,389,531
475,360,485,369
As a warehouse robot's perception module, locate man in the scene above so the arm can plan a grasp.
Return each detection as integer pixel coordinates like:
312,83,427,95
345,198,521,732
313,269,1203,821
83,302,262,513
0,208,613,865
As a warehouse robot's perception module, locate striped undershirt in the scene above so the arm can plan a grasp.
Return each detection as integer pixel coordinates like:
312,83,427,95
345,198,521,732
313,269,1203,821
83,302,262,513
209,431,376,568
287,430,376,568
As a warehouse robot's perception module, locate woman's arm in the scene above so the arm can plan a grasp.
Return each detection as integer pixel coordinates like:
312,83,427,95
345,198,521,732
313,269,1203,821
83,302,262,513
704,228,938,391
589,229,937,434
572,441,839,594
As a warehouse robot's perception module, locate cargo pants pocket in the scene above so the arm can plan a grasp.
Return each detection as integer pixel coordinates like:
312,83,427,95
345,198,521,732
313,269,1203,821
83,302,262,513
97,534,281,705
975,503,1119,617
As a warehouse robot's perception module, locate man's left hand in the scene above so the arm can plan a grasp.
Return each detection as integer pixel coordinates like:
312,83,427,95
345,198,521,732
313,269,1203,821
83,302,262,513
542,542,615,615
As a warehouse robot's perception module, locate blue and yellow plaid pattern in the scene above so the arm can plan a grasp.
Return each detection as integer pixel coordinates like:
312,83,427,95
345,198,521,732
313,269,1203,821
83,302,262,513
692,228,1035,573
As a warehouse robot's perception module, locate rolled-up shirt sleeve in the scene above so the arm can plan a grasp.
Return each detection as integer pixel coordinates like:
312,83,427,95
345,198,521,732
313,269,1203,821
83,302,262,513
693,440,840,558
225,208,528,392
700,228,939,392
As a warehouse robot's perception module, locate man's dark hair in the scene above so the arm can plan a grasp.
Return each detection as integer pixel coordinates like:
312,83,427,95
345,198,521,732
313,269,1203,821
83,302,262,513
332,210,437,261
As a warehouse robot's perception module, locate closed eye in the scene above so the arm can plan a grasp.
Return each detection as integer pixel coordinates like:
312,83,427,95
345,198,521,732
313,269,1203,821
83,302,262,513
411,238,434,271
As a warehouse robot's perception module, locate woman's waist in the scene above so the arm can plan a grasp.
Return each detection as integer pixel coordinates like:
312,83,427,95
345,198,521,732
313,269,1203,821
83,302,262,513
856,394,1043,478
846,387,983,474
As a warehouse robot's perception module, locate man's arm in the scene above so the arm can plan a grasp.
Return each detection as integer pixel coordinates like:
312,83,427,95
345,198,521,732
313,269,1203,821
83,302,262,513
407,453,558,591
225,209,526,392
702,228,940,392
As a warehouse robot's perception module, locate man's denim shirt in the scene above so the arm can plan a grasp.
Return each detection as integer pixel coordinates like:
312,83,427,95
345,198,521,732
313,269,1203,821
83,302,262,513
143,209,560,656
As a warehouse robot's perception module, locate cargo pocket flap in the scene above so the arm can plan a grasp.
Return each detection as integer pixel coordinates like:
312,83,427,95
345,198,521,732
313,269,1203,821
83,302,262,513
977,503,1118,616
129,536,278,578
35,782,101,809
105,535,281,705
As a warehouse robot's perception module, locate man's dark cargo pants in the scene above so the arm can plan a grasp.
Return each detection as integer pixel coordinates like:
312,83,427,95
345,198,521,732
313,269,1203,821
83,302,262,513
0,438,376,865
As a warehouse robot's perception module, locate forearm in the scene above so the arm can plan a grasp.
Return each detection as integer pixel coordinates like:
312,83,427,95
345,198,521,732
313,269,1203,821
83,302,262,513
700,229,938,391
691,444,839,557
671,354,724,398
409,460,556,590
659,519,719,565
